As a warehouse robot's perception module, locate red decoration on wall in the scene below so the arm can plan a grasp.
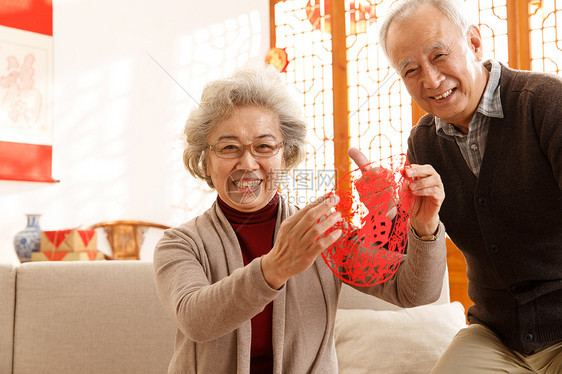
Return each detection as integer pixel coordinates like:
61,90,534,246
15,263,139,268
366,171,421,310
0,0,55,183
305,0,376,34
265,47,289,73
0,141,54,182
0,0,53,36
322,154,415,287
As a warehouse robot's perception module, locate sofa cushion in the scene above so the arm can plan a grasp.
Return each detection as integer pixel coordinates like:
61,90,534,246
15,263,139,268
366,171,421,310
0,264,16,374
13,261,176,374
335,301,467,374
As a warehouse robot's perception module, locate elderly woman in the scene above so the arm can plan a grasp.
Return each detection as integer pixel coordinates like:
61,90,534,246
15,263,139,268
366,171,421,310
153,64,447,373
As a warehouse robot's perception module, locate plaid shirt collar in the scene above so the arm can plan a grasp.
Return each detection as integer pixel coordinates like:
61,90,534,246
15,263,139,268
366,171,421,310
436,59,504,139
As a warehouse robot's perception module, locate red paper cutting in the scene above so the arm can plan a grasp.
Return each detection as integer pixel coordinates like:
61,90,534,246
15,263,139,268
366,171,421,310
322,154,415,287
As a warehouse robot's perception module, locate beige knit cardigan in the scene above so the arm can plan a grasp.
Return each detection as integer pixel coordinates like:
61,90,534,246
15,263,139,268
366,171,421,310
153,195,446,373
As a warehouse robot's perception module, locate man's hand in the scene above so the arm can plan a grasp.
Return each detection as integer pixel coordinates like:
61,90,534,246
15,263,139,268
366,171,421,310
348,147,371,173
348,147,444,236
404,164,444,236
348,147,396,218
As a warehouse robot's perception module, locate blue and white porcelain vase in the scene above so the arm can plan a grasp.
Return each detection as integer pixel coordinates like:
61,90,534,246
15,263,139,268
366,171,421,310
13,214,42,263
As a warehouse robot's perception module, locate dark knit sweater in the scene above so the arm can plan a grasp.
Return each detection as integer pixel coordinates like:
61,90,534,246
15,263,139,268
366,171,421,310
407,63,562,354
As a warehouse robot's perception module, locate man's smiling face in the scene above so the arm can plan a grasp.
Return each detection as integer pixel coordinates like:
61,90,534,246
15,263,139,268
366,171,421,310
385,4,489,130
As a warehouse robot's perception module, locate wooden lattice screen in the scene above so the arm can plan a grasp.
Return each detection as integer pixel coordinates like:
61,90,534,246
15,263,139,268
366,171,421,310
270,0,561,314
271,0,561,205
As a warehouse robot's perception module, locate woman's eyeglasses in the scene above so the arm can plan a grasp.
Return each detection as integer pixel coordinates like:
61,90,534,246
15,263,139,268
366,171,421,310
207,140,284,159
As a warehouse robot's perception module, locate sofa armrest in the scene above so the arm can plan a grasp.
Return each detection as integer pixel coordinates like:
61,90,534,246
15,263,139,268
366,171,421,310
13,261,176,374
0,264,16,374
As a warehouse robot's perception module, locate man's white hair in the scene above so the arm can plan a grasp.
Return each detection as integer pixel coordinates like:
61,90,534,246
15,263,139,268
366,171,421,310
378,0,474,59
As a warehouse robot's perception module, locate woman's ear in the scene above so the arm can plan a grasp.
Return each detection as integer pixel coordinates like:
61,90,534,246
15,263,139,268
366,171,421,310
205,152,212,177
467,25,484,60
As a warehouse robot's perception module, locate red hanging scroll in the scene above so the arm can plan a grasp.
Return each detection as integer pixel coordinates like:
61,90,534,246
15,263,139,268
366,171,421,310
0,0,55,182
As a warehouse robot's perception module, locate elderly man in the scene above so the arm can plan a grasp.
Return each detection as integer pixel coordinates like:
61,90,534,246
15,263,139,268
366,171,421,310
374,0,562,372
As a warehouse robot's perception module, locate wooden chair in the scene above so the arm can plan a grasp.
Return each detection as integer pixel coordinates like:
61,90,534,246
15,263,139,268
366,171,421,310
89,220,170,260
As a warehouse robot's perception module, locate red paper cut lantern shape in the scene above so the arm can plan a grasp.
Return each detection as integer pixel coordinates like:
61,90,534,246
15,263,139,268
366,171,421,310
322,154,416,287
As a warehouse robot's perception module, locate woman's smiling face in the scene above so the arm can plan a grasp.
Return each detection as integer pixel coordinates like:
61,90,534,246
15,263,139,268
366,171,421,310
206,105,285,212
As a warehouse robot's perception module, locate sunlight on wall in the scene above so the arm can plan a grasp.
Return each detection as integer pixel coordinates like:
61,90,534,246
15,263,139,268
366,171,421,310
49,6,267,227
174,10,263,100
0,1,269,263
163,10,265,222
52,55,135,226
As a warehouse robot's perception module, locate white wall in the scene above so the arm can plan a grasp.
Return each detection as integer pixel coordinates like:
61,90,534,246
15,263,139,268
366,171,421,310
0,0,270,264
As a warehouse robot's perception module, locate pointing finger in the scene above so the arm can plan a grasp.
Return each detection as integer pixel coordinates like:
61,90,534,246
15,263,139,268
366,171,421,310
348,147,371,174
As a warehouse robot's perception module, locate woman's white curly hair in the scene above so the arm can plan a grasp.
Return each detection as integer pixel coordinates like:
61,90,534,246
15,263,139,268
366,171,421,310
183,64,308,188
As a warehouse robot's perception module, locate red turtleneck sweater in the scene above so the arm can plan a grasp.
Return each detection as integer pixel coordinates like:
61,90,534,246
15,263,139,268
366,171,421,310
217,194,279,373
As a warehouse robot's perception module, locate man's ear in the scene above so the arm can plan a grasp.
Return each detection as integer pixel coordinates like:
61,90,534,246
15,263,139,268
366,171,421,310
467,25,484,60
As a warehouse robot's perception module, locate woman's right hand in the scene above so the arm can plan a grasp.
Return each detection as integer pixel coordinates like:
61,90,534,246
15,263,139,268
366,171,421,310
261,194,342,289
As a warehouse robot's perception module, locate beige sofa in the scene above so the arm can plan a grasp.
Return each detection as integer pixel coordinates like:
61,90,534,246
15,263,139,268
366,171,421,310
0,261,466,374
